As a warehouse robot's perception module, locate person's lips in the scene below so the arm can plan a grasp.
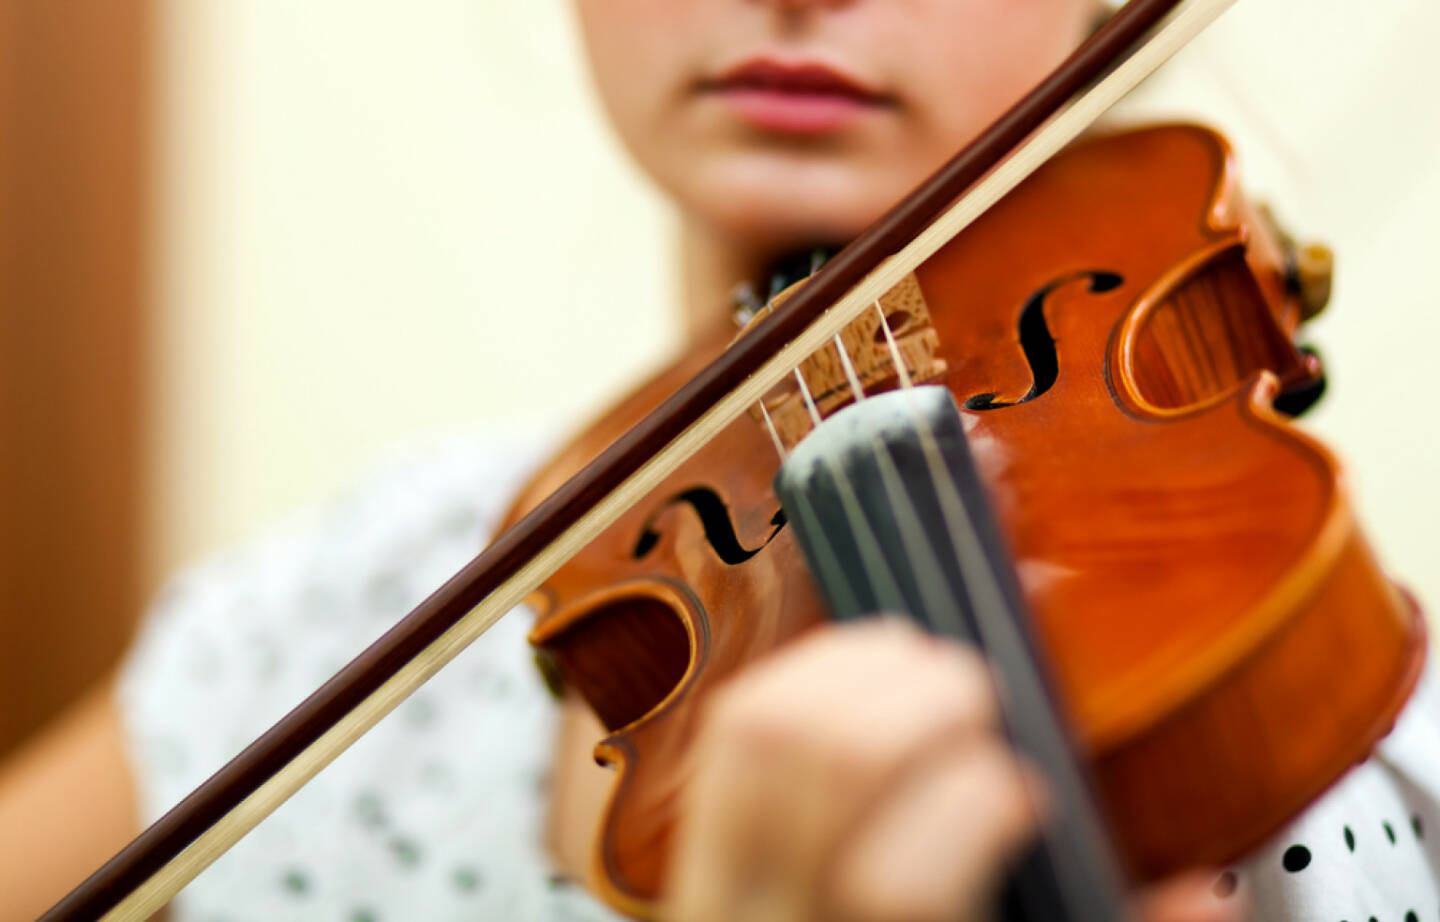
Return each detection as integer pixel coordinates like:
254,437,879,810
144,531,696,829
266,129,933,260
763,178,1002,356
699,58,895,134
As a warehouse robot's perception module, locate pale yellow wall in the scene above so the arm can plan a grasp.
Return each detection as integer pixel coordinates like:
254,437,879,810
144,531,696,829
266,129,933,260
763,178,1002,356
148,1,680,585
149,1,1440,614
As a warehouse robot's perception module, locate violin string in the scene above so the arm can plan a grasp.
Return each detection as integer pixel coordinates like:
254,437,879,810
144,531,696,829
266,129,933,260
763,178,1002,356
785,487,869,616
833,334,866,402
806,397,1102,919
814,410,1091,919
803,389,1101,914
795,368,824,427
862,426,984,641
757,400,787,460
873,301,914,389
790,296,1064,819
814,250,865,408
804,265,1109,914
746,284,791,461
889,392,1125,921
814,393,1041,811
784,286,1123,918
817,450,913,615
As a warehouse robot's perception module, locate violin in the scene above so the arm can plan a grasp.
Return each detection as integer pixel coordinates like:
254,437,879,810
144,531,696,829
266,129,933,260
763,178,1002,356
40,0,1426,918
503,122,1425,920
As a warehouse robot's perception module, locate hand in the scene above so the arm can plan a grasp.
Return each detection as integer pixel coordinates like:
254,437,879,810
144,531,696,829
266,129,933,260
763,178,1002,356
662,619,1243,922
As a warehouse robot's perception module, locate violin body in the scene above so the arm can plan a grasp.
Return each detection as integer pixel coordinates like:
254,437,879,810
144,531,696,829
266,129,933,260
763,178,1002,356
502,124,1426,917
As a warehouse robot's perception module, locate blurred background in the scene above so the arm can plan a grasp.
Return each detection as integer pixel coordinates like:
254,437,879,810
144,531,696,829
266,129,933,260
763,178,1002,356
1,0,1436,760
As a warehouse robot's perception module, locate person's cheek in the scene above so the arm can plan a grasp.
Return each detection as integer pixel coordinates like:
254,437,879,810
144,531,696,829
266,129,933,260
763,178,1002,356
573,1,674,174
908,0,1087,143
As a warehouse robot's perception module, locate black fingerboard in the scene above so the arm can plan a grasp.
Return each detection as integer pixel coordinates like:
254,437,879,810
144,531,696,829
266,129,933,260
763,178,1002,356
773,386,1131,922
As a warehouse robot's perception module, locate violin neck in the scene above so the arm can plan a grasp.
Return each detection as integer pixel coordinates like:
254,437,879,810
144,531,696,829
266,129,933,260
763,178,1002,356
772,386,1132,922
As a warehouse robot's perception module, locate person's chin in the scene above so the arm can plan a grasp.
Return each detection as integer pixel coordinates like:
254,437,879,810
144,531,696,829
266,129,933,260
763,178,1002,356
679,155,893,248
710,203,874,255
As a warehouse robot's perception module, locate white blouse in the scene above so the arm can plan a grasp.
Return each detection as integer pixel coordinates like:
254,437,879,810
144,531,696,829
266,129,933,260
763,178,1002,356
119,429,1440,922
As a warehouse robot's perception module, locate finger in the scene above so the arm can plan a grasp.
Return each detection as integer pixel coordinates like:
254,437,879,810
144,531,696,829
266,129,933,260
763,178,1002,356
665,622,1001,922
826,739,1045,922
1136,871,1247,922
664,725,818,922
703,621,1002,869
712,619,1002,770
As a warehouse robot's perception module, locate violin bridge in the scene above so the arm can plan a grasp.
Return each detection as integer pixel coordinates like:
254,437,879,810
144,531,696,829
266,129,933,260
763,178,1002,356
742,273,947,452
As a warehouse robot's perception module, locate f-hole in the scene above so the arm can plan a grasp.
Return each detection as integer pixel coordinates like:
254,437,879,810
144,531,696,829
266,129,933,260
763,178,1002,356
964,269,1123,411
633,487,787,565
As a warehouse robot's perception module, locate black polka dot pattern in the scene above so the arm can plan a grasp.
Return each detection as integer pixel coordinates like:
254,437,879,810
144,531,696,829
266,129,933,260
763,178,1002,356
1283,844,1312,872
281,869,310,895
453,866,483,893
388,836,422,868
354,792,387,829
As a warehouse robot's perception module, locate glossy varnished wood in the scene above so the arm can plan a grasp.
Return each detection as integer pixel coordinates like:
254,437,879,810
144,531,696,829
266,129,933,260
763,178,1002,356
508,125,1425,916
